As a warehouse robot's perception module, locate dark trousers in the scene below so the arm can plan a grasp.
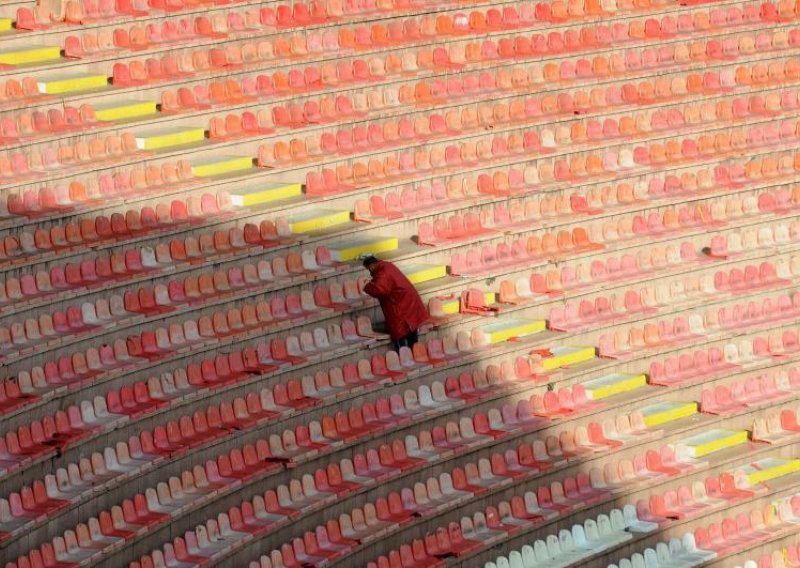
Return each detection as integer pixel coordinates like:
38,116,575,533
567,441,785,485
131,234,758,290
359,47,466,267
392,330,418,352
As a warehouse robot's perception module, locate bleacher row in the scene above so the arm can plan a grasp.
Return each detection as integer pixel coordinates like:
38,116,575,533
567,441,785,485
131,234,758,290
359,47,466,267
3,0,800,565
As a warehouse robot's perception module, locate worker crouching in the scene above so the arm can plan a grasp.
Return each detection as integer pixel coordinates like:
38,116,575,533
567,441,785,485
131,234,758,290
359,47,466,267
362,256,429,352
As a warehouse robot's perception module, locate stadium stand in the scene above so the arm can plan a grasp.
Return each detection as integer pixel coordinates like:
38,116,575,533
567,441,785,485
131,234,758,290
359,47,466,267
4,0,800,566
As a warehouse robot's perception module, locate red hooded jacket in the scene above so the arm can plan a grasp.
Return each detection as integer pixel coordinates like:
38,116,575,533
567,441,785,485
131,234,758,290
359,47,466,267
363,260,429,340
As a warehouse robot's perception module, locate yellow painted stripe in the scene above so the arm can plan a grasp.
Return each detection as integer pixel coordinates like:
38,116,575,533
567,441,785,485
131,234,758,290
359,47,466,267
191,156,253,178
745,459,800,485
135,127,205,151
540,346,596,371
684,429,748,458
288,210,350,234
330,237,399,262
0,46,60,66
642,402,698,428
229,183,302,207
38,74,108,94
485,319,546,344
95,101,157,122
583,374,646,400
403,264,447,285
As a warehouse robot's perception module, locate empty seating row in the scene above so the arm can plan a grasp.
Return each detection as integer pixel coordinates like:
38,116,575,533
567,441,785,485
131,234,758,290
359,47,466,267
388,157,800,235
7,334,556,538
0,268,365,363
156,439,741,567
419,202,719,250
0,105,100,147
0,132,143,185
200,89,375,126
0,192,226,268
599,291,800,360
472,148,800,208
4,39,798,123
752,405,800,443
21,0,246,28
69,4,540,59
359,168,699,223
365,477,714,568
494,533,710,568
99,22,800,114
548,290,658,332
499,236,800,307
451,230,698,279
6,315,791,564
0,314,382,463
0,342,631,563
266,102,696,172
599,313,709,359
262,92,800,171
0,371,600,549
701,367,800,416
712,290,800,330
0,160,197,221
609,492,800,568
732,546,797,568
364,188,789,272
647,326,800,387
132,404,680,567
554,285,800,335
0,217,294,275
305,114,800,198
409,57,800,109
380,474,800,568
59,0,795,66
2,58,797,191
0,242,333,324
509,252,800,325
20,0,580,32
172,61,800,131
709,221,800,259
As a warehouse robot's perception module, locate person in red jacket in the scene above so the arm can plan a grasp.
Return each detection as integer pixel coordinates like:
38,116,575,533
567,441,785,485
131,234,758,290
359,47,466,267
362,256,429,351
